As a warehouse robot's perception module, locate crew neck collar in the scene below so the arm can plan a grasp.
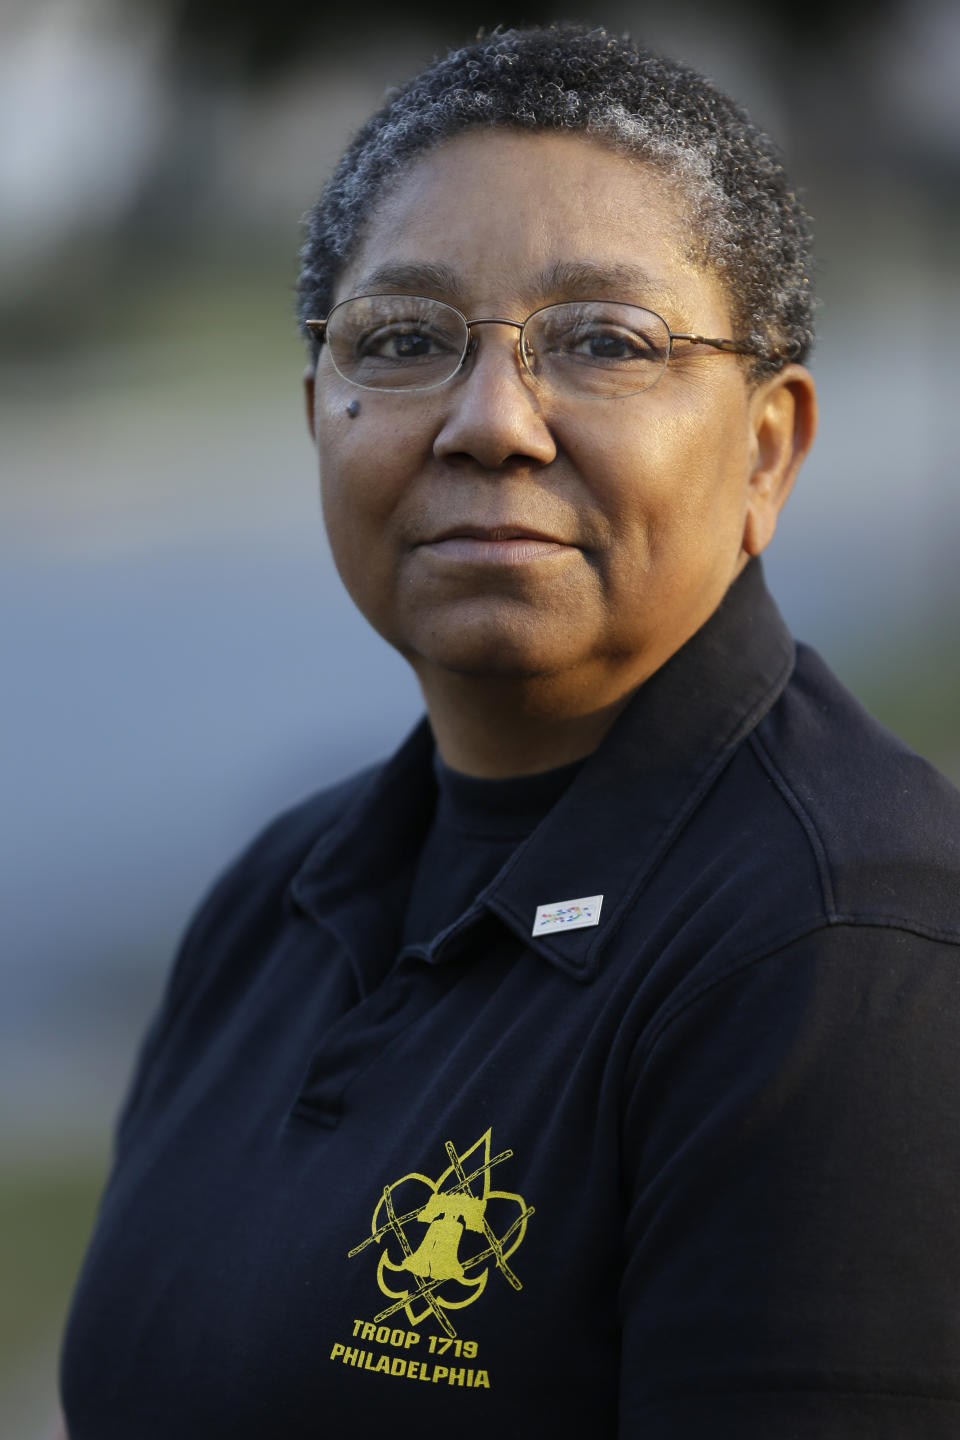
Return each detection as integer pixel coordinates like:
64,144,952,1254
431,753,586,841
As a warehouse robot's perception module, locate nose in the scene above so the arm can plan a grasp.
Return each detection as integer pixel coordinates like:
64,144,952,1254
432,321,557,470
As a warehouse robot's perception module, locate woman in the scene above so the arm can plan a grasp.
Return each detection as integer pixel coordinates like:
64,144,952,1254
61,26,960,1438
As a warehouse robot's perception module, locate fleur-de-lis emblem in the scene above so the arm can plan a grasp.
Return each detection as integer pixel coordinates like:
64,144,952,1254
349,1130,534,1337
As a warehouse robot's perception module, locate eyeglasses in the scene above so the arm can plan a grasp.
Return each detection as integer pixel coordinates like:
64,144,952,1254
305,294,767,399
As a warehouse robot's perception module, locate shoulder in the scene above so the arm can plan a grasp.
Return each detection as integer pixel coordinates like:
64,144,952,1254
646,641,960,992
113,758,390,1144
746,642,960,939
224,763,381,894
163,760,384,999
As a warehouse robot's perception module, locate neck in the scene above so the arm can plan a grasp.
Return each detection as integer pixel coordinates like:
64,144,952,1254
415,669,636,778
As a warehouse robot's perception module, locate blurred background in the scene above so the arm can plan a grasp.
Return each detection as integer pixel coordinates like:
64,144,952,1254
1,0,958,1429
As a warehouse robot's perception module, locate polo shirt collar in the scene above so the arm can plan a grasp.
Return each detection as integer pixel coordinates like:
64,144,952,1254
290,560,794,988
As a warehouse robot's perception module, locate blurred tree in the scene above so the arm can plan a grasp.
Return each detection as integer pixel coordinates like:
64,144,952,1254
160,1,551,76
156,0,900,78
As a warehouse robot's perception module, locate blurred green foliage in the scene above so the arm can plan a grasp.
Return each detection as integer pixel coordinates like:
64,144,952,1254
0,1163,107,1417
845,629,960,786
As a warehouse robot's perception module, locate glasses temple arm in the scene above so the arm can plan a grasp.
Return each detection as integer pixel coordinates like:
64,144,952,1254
669,331,761,355
670,331,801,363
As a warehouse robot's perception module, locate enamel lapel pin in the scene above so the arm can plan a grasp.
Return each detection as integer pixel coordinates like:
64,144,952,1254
532,895,604,936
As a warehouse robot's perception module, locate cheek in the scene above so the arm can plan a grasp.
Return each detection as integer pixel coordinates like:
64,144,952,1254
316,391,394,523
567,401,751,571
564,406,715,518
315,417,383,604
314,402,432,628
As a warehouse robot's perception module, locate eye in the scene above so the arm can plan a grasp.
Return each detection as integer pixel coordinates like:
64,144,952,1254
531,303,670,372
558,315,668,366
327,297,466,374
565,324,657,362
360,324,456,362
326,296,468,390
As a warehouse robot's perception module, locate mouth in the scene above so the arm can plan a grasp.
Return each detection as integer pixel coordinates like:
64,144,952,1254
416,523,576,568
427,524,570,544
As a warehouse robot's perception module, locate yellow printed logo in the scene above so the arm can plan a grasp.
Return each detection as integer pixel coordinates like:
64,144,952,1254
348,1129,534,1337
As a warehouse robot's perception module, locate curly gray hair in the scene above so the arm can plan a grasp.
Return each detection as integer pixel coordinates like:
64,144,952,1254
297,25,814,378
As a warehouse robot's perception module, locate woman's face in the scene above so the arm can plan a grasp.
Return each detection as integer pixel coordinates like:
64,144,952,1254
308,130,795,713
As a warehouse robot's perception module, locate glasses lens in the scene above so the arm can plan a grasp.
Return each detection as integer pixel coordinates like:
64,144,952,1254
525,303,671,397
325,295,467,391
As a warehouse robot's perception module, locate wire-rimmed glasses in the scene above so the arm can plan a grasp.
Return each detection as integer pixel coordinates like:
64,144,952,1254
305,294,767,399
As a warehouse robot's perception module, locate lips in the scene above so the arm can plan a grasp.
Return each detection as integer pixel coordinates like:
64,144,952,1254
422,523,571,545
416,524,575,567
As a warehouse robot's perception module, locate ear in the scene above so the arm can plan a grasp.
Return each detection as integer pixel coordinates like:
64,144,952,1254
303,366,317,442
742,363,818,556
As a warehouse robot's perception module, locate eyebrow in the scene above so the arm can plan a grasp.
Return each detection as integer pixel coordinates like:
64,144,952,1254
349,262,466,301
346,258,688,319
538,260,687,316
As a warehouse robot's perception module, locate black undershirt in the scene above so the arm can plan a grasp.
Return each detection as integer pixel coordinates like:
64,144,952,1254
400,755,584,951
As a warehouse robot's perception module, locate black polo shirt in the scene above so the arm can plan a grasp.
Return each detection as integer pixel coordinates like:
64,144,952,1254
61,560,960,1438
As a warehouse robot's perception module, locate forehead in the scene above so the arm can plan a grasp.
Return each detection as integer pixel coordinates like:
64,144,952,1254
336,130,730,328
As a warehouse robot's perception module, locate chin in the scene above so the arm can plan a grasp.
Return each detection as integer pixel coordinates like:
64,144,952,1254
407,615,579,682
421,644,562,682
